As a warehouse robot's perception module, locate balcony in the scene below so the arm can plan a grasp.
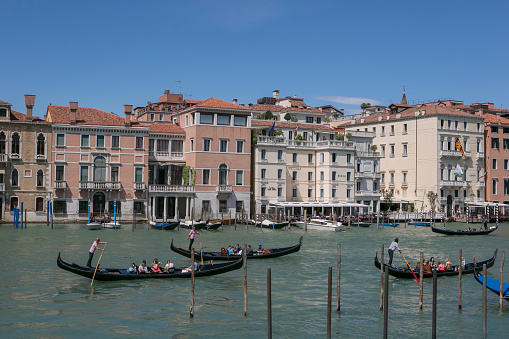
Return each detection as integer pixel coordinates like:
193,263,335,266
257,136,286,145
477,181,485,188
355,191,381,197
476,152,485,160
36,154,47,161
0,154,7,162
355,172,381,179
148,151,184,162
80,181,121,190
356,151,381,158
134,182,146,190
10,153,20,160
216,185,233,194
149,184,194,193
440,150,471,158
440,180,472,188
286,140,355,150
277,197,286,202
54,180,67,189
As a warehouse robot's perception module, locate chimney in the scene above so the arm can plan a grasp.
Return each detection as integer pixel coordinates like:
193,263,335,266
24,94,36,121
69,102,78,125
273,90,280,100
164,90,169,95
233,99,238,105
124,104,133,127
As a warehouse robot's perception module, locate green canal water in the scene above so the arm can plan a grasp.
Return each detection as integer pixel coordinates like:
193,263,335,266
1,222,508,338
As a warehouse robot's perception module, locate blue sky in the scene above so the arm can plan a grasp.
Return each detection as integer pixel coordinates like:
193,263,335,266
2,0,508,118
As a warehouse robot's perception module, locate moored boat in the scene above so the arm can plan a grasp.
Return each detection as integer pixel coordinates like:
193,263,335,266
57,252,243,281
182,220,208,229
87,222,102,230
474,270,509,301
259,220,289,229
431,225,498,235
150,220,180,230
305,219,346,232
171,236,303,261
104,222,121,229
380,222,399,227
408,221,432,226
374,249,497,278
352,222,371,227
205,220,223,230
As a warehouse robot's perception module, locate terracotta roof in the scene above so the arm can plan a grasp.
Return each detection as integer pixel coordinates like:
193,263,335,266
482,113,509,125
184,99,201,104
252,120,336,131
149,123,185,134
11,110,26,121
0,100,11,106
250,103,324,114
250,104,285,112
194,97,250,110
46,105,125,126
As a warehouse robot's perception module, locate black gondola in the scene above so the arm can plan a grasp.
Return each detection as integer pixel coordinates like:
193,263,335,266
57,253,243,281
257,220,290,229
431,225,498,235
171,236,303,261
374,249,497,279
474,270,509,301
149,221,180,230
205,220,223,230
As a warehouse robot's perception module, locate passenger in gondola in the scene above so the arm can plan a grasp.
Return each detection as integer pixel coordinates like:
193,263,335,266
257,244,264,253
437,261,445,271
246,245,254,256
234,244,240,254
182,261,198,273
228,246,234,255
427,257,436,269
138,260,148,273
151,258,162,273
483,217,488,230
164,259,174,273
445,257,452,271
128,263,137,274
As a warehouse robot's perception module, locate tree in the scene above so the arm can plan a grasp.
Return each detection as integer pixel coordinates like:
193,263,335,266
251,130,261,145
427,191,438,215
360,102,371,111
345,132,352,139
263,110,273,120
370,145,378,152
295,134,304,141
283,113,292,121
273,129,283,136
335,133,345,141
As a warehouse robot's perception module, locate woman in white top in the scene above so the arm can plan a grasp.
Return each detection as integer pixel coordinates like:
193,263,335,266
164,260,174,273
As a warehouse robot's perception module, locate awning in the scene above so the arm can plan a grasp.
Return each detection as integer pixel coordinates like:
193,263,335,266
269,201,369,208
0,169,5,174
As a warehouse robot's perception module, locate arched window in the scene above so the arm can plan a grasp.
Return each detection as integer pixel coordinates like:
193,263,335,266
37,133,45,156
12,169,18,186
36,169,44,186
11,133,20,155
0,132,6,154
218,164,228,186
93,156,106,182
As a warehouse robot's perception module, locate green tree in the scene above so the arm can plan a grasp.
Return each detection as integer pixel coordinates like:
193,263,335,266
370,145,378,152
251,130,261,145
273,129,283,136
263,110,273,120
335,133,345,141
295,134,304,141
360,102,371,111
283,113,292,121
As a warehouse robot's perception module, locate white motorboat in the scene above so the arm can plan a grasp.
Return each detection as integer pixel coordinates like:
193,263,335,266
104,221,121,229
303,219,346,232
87,222,102,230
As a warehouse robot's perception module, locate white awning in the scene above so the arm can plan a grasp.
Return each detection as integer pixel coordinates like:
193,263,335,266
268,201,369,208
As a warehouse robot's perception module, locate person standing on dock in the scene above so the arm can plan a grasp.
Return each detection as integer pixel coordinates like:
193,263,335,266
187,227,200,250
387,238,401,266
86,237,106,268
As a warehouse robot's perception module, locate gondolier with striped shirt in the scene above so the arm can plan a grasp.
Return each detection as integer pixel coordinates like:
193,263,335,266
187,227,200,250
387,238,401,266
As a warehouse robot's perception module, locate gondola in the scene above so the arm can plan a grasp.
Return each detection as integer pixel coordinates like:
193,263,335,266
380,222,399,227
474,270,509,301
150,221,180,230
409,221,432,226
431,225,498,235
171,236,303,261
206,220,223,230
374,249,497,279
57,252,243,281
181,220,208,230
259,220,290,229
352,222,371,227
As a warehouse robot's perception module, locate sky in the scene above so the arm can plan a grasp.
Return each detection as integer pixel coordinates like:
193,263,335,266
2,0,509,118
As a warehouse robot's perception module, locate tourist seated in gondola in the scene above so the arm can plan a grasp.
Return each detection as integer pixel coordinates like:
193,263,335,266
182,261,199,273
228,246,234,255
151,258,162,273
246,245,254,256
128,263,137,274
427,257,436,269
164,260,174,273
234,244,240,254
257,244,264,253
454,257,467,271
445,257,452,271
438,261,445,271
138,260,148,273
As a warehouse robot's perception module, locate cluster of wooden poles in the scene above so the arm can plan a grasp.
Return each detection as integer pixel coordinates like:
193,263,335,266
379,245,506,339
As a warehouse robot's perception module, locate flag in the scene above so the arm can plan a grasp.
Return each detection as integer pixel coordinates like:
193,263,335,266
455,137,467,157
478,172,487,180
293,127,298,137
454,164,464,177
268,122,275,133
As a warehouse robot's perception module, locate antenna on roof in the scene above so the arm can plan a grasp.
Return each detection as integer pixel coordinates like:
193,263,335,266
175,80,183,94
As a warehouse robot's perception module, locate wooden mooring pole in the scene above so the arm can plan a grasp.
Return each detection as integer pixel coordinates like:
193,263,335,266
419,251,424,310
337,244,341,312
327,266,332,339
244,243,248,316
500,251,505,308
380,244,384,310
383,266,389,339
458,249,462,309
190,249,195,317
483,263,487,339
432,268,437,339
267,268,272,339
304,210,307,231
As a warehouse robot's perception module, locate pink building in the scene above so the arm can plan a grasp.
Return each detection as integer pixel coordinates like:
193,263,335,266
46,103,150,222
134,90,198,124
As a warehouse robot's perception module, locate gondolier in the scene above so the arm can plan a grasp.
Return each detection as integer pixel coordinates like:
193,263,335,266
86,237,106,268
187,227,200,250
387,238,401,266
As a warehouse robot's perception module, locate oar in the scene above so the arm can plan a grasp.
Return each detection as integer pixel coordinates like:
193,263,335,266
91,243,107,287
400,251,420,283
199,234,204,266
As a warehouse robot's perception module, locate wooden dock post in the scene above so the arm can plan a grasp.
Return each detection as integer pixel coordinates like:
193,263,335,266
458,249,462,309
337,244,341,312
327,266,332,339
304,210,307,231
380,244,384,310
267,268,272,339
347,214,351,229
500,251,505,308
419,251,424,310
483,263,487,339
190,249,195,318
432,268,437,339
383,266,389,339
244,243,248,316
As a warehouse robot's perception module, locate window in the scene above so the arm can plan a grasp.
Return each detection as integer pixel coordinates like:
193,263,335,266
218,164,227,185
308,187,313,198
56,134,65,147
306,117,313,123
390,172,395,184
150,114,154,121
278,150,283,161
53,200,67,214
477,123,481,132
320,153,324,163
190,138,194,151
97,135,105,148
134,168,142,183
261,185,266,197
493,179,497,195
78,200,88,213
504,139,509,150
440,120,445,129
134,201,145,212
308,172,313,181
390,125,395,135
346,172,351,181
493,158,497,170
12,133,20,154
303,132,308,140
332,187,337,198
292,187,298,198
217,115,230,125
261,168,266,179
332,153,337,163
159,114,163,121
505,159,508,170
381,145,385,157
492,126,499,133
36,197,44,212
356,181,361,191
288,131,293,140
236,171,243,185
320,187,324,198
316,117,321,124
261,149,267,160
372,127,376,134
374,182,378,191
261,205,267,213
80,166,88,182
381,126,385,136
390,145,395,157
347,188,351,198
402,172,407,184
347,154,352,164
505,127,509,134
81,135,89,147
200,114,213,124
278,185,283,197
278,169,283,179
403,124,407,134
202,169,210,184
320,171,324,181
55,166,64,181
403,144,408,156
111,166,119,182
332,171,337,181
293,153,297,163
492,138,499,149
455,121,459,130
36,169,44,186
464,122,468,131
112,136,120,148
108,201,121,214
381,173,385,184
0,108,7,117
292,171,297,181
236,201,244,213
234,116,247,126
93,156,106,182
505,179,509,195
12,169,18,186
236,140,244,153
308,154,313,163
203,139,211,151
447,120,451,129
135,137,143,149
220,139,228,152
36,134,45,156
185,115,189,126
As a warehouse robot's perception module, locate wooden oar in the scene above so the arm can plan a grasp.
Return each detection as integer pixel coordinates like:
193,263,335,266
400,251,420,283
199,234,204,266
91,243,107,287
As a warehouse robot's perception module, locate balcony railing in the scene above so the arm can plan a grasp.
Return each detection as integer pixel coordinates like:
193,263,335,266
477,181,485,188
257,136,286,145
355,172,382,179
356,191,381,197
356,151,381,157
148,151,184,161
286,140,355,149
10,153,20,160
54,180,67,189
36,154,47,161
149,184,194,192
440,180,472,188
134,182,146,190
0,154,7,162
277,197,286,202
216,185,233,193
80,181,121,190
440,150,471,158
476,152,485,160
